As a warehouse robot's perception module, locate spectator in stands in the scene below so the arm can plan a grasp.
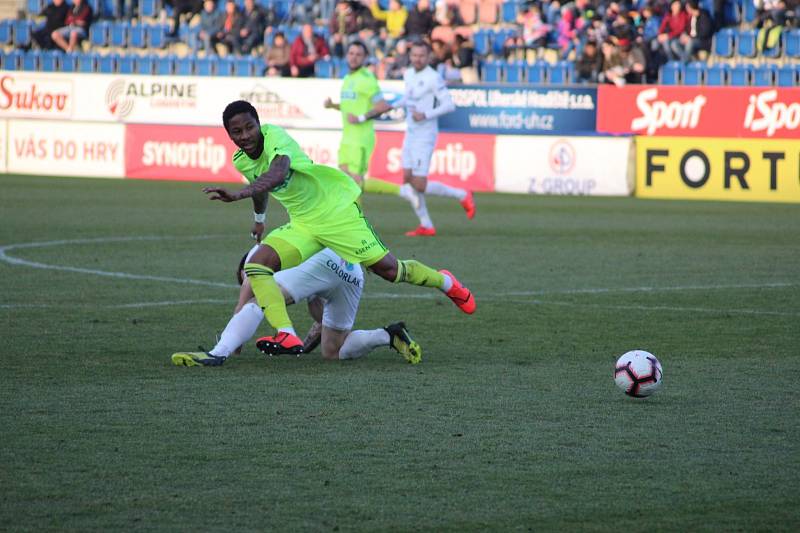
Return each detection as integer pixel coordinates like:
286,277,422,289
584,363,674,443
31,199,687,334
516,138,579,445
196,0,223,55
165,0,202,39
636,4,663,81
600,37,646,85
290,23,330,77
329,0,359,58
504,4,551,60
756,0,787,52
384,37,410,79
575,39,603,82
370,0,408,53
31,0,68,50
404,0,435,41
676,0,713,61
264,31,291,76
50,0,92,53
451,33,477,83
315,0,337,23
585,13,609,44
211,0,243,55
237,0,265,55
557,7,583,59
656,0,689,60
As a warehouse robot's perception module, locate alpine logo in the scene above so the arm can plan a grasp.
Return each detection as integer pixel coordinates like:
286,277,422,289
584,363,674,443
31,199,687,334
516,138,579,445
105,79,135,119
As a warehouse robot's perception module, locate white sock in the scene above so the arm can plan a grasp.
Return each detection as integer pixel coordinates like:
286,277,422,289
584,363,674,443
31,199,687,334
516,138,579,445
278,327,298,337
415,194,434,228
426,180,467,201
440,273,453,292
339,328,390,360
209,302,263,357
399,183,421,210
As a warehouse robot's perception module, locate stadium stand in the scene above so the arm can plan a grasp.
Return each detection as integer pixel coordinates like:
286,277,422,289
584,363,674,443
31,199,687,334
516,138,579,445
0,0,796,86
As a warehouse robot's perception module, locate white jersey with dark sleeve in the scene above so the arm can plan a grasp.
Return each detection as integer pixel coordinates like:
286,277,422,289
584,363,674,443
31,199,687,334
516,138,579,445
397,65,456,138
244,247,365,331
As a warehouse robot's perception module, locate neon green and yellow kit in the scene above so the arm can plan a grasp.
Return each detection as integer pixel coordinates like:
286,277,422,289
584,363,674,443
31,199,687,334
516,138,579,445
338,67,381,176
233,124,361,226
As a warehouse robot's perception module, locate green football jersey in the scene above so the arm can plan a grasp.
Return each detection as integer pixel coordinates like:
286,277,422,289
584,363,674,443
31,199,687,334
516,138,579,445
339,67,381,146
232,124,361,224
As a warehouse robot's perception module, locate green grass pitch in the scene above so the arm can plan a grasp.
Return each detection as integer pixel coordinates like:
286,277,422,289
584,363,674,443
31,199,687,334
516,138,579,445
1,174,798,531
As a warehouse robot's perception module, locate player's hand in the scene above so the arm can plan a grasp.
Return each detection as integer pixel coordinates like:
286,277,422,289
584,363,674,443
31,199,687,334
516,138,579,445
251,222,265,242
412,111,426,122
202,187,238,202
347,113,360,124
324,97,334,108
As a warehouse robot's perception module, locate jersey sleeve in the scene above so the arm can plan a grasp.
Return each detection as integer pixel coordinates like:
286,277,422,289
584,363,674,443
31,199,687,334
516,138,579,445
425,75,456,119
266,125,313,172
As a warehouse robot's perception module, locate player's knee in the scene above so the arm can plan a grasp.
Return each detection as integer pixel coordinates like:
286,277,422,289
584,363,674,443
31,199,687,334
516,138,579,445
410,179,426,193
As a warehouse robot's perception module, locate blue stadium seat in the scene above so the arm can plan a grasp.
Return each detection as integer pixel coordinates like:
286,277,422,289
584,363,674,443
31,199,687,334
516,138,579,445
285,27,301,45
785,30,800,60
722,0,739,26
13,20,32,48
195,56,214,76
135,54,155,74
729,63,752,86
741,0,757,23
753,64,776,86
179,24,199,50
505,60,525,83
27,0,44,14
315,58,334,78
140,0,158,18
0,20,11,46
660,61,683,85
97,52,117,73
481,60,502,82
501,1,520,23
4,49,24,70
683,61,705,85
713,28,735,58
22,49,40,71
155,55,174,75
129,24,147,48
491,28,515,56
110,21,129,47
118,54,135,73
147,23,168,48
736,29,757,58
90,20,110,48
525,61,546,83
706,63,728,85
334,56,349,78
216,56,234,76
175,56,193,75
40,50,60,71
776,64,797,87
60,53,78,72
78,52,97,73
548,61,573,84
86,0,101,18
234,57,253,76
473,29,490,56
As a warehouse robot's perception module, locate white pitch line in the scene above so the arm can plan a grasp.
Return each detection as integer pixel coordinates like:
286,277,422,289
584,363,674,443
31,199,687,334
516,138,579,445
519,299,800,317
0,236,237,289
0,236,797,316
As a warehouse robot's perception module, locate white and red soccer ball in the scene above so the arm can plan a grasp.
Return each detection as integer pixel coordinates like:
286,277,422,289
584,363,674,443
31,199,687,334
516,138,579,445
614,350,663,398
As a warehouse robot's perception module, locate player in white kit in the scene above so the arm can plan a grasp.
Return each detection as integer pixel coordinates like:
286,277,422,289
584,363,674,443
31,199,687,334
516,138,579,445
171,246,421,366
361,40,476,236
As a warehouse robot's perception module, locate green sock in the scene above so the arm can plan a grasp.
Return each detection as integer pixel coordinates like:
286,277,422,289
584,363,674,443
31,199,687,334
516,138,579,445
393,260,445,289
243,263,293,330
363,177,401,195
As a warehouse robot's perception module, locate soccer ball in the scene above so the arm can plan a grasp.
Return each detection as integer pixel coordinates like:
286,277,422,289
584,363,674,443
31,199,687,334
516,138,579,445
614,350,663,398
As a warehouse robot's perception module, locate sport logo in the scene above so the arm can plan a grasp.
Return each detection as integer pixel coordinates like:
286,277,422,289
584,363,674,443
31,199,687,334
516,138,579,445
630,88,706,135
105,79,135,119
743,89,800,137
548,140,575,175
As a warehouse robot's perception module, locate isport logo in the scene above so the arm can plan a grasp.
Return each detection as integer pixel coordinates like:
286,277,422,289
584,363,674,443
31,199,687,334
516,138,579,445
743,90,800,137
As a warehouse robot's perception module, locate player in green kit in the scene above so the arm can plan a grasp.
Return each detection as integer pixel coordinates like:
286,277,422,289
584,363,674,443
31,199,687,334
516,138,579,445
202,100,475,355
323,41,412,201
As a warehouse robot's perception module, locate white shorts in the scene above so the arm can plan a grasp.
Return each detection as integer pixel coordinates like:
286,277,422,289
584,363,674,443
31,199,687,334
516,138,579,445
244,246,363,331
401,135,436,177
